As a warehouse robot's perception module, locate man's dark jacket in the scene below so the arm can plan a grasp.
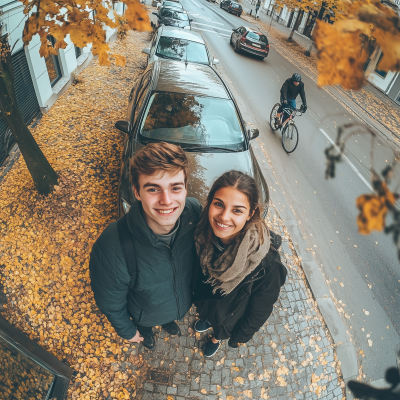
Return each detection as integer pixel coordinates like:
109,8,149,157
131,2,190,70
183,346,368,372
89,197,201,340
280,78,306,105
193,232,287,344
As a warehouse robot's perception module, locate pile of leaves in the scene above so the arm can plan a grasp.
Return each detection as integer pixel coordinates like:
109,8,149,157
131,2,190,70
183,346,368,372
0,30,150,399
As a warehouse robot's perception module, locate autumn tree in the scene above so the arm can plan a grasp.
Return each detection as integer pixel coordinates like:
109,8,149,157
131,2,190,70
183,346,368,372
0,0,150,194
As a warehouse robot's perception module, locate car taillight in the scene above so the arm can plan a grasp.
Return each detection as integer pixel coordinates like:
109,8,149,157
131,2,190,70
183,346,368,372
229,5,232,7
240,36,246,42
267,44,270,48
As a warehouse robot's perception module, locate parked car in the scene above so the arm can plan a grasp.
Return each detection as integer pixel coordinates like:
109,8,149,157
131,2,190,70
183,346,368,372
114,59,268,216
220,0,243,16
142,26,219,66
157,0,183,11
230,26,269,60
151,7,192,30
206,0,216,3
156,0,181,8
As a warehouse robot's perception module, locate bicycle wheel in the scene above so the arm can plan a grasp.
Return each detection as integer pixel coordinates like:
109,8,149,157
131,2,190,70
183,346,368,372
282,123,299,153
269,103,280,131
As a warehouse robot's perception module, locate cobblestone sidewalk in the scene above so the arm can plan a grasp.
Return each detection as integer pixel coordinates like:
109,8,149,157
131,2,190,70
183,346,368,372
129,205,345,400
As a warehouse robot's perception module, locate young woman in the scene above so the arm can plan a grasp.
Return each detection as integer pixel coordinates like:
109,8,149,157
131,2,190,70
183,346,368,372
193,170,287,357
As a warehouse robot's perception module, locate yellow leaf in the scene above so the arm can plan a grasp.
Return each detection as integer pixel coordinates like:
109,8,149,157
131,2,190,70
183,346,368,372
234,377,245,384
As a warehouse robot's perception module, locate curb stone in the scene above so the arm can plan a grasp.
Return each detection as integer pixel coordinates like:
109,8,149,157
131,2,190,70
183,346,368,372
213,56,359,399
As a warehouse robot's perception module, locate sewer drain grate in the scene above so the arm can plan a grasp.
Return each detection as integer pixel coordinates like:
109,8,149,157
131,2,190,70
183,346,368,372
146,368,173,386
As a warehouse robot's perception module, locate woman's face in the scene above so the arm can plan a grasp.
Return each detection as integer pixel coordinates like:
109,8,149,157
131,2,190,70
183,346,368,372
208,187,252,245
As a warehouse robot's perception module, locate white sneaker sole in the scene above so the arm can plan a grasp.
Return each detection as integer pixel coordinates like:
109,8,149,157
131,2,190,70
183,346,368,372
204,341,220,357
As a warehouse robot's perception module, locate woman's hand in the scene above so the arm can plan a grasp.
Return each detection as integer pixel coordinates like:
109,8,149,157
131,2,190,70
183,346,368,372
128,331,144,343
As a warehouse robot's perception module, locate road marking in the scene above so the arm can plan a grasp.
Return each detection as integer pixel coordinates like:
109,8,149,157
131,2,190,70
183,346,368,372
188,12,225,25
191,0,201,7
191,21,232,32
319,128,373,191
192,27,230,37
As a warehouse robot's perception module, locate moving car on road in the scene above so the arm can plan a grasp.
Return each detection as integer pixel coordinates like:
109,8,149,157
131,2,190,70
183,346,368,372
151,7,192,30
142,26,219,66
230,26,269,60
220,0,243,17
114,59,268,215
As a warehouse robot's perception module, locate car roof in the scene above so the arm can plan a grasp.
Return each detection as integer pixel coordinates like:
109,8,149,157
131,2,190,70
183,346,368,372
160,5,186,12
160,26,205,44
154,60,230,99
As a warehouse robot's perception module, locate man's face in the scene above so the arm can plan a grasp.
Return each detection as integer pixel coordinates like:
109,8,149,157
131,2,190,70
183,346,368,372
134,170,187,234
293,81,300,86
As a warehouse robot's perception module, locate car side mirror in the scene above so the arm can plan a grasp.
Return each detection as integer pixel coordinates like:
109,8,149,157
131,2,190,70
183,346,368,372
189,19,193,22
213,58,219,65
142,47,151,55
232,28,236,31
248,128,259,140
152,12,158,16
115,120,130,135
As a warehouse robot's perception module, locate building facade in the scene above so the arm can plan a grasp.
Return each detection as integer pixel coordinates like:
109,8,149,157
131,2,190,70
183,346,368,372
0,0,125,165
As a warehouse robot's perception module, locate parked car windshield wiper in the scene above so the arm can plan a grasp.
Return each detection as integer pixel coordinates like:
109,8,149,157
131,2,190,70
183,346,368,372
181,146,241,153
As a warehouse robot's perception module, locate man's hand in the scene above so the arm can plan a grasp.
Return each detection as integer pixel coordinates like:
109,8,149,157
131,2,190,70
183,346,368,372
128,330,144,343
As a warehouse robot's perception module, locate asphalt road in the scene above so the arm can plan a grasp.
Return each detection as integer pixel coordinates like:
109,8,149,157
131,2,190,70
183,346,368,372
180,0,400,382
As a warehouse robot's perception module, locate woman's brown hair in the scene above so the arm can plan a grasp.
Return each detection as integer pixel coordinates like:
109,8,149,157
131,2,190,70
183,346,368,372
196,170,268,244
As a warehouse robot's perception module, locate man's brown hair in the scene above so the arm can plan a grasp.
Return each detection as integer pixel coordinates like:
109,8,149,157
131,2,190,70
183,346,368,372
129,142,189,193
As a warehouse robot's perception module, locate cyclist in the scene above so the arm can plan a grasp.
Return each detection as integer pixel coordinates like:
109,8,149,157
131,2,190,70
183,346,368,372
275,73,307,127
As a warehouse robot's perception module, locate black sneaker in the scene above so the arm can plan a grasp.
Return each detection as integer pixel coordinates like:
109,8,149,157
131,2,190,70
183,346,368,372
142,334,156,350
194,319,212,333
204,339,220,357
274,117,281,127
162,321,181,336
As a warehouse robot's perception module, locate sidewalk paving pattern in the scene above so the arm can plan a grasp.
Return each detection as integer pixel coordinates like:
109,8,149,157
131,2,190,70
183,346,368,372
134,205,344,400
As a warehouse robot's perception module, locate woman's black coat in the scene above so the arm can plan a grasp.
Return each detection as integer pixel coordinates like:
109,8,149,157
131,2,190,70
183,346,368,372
193,231,287,345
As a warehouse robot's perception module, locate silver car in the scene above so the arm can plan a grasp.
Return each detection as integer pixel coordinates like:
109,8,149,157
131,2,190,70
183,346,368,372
115,59,268,216
142,26,219,66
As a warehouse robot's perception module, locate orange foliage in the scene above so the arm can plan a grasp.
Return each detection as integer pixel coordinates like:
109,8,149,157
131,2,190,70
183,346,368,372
21,0,151,66
356,182,397,234
315,0,400,89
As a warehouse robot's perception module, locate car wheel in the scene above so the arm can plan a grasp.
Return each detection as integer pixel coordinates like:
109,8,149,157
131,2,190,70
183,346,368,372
220,4,222,7
234,40,240,53
259,56,265,60
230,35,234,45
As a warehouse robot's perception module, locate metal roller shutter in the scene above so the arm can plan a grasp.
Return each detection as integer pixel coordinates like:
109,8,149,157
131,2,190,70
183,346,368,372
0,47,40,165
388,74,400,105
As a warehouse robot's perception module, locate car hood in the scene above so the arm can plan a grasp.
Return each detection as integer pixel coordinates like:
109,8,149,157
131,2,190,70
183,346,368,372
160,17,189,27
186,147,269,205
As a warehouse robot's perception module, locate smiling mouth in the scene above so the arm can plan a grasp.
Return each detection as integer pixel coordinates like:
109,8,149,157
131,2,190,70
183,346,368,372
214,220,233,229
155,207,178,215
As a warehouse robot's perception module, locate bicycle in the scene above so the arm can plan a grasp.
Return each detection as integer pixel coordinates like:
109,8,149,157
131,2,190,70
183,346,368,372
269,102,303,153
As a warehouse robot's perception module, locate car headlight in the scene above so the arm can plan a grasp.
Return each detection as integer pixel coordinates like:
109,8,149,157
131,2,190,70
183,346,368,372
121,198,131,214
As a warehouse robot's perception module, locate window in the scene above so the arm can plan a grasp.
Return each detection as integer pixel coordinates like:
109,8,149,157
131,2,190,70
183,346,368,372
160,8,188,20
375,53,388,78
131,70,152,126
45,36,62,86
75,45,82,59
156,37,209,64
139,92,245,148
246,31,268,44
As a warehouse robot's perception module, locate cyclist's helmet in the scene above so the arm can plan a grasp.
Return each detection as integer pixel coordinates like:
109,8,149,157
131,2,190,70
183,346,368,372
292,73,302,82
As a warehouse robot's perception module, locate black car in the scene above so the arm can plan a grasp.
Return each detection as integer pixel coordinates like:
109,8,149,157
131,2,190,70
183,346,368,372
152,7,192,31
220,0,242,16
114,59,268,216
230,26,269,60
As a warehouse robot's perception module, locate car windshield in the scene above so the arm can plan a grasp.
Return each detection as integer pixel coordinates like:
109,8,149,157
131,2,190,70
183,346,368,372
163,1,182,7
232,2,241,7
246,31,268,43
160,8,188,20
139,92,245,148
156,38,209,64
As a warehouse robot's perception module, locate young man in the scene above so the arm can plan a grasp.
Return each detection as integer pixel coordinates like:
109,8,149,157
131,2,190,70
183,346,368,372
275,73,307,127
89,142,201,350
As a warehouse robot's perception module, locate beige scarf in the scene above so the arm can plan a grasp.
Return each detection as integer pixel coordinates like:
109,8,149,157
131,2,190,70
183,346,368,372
195,223,270,295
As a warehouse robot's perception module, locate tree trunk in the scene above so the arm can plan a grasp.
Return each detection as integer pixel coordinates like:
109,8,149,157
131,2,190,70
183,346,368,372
288,10,303,41
0,35,58,195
